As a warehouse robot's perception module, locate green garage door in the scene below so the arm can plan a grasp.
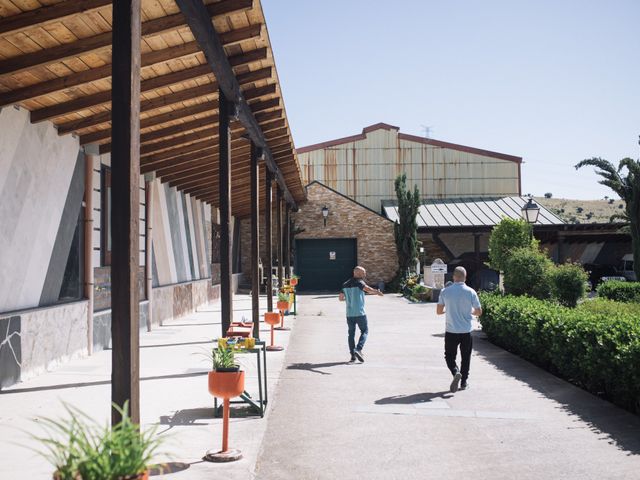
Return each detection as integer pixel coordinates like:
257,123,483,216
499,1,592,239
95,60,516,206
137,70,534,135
295,239,357,292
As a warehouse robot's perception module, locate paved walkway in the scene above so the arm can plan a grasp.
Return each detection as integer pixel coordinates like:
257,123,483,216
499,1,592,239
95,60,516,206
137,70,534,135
0,294,294,480
255,294,640,480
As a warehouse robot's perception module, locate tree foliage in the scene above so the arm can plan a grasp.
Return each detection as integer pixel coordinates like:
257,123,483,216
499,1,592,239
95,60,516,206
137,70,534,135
576,145,640,281
487,218,534,272
392,174,421,280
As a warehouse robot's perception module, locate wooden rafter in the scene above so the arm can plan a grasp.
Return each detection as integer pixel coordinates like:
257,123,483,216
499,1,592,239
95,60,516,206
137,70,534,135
176,0,297,209
0,25,262,108
0,0,253,77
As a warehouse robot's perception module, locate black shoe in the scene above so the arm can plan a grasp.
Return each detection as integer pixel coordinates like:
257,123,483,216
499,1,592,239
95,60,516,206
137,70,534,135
354,349,364,362
450,372,462,393
348,355,356,364
460,380,469,390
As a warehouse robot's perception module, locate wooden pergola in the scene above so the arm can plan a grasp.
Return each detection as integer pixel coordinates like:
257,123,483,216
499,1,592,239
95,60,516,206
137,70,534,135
0,0,304,423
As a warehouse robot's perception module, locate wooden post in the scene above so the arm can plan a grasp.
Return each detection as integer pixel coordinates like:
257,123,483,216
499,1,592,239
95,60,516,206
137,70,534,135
83,152,95,356
250,143,260,338
219,88,233,336
473,233,481,290
284,204,291,278
265,170,273,312
145,178,154,331
276,187,283,288
110,0,141,426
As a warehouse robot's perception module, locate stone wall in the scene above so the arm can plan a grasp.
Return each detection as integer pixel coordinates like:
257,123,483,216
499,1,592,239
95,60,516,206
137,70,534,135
0,300,89,387
292,182,398,285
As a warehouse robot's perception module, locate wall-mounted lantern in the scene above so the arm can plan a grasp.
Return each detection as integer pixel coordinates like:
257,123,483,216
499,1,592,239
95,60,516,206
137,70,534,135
322,205,329,227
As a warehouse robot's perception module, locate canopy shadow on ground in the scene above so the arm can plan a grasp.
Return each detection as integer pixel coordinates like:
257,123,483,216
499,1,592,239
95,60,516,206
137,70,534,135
473,332,640,456
0,371,209,395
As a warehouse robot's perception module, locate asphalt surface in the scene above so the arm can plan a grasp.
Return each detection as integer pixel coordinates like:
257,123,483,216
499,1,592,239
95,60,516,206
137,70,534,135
254,293,640,480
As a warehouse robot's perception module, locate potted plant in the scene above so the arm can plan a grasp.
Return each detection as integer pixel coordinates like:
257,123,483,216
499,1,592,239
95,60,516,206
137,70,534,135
206,347,245,462
33,402,161,480
290,274,299,287
276,291,290,312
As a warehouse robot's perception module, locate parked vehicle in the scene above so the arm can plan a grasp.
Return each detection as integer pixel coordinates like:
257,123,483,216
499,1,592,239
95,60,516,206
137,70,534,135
619,254,637,281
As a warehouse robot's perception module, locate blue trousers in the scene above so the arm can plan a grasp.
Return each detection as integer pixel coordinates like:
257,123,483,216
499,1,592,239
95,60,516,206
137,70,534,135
347,315,368,354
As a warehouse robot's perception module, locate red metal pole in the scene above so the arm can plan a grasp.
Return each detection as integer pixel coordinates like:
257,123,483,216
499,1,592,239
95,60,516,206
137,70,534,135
222,398,230,452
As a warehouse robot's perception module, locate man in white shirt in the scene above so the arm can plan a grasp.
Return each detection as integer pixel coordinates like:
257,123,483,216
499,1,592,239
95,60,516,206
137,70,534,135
436,267,482,392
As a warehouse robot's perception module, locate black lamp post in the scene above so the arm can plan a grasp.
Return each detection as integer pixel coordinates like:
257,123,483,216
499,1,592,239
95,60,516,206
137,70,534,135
521,196,540,240
322,205,329,227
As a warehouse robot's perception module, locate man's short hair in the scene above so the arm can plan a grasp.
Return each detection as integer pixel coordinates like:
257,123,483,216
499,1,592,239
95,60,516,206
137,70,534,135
453,266,467,280
354,266,366,276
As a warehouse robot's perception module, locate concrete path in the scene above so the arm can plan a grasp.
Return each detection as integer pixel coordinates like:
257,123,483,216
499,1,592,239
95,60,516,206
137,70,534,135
0,294,294,480
255,294,640,480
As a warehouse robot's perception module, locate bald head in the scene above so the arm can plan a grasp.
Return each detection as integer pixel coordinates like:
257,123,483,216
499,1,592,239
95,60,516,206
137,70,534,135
453,266,467,282
353,266,367,279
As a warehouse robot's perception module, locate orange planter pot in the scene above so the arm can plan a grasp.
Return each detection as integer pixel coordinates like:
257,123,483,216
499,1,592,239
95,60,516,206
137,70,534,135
265,312,280,325
290,278,298,287
277,300,289,311
208,371,245,399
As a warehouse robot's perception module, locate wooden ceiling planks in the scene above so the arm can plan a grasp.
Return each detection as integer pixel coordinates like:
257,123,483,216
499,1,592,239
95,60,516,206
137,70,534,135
0,0,305,215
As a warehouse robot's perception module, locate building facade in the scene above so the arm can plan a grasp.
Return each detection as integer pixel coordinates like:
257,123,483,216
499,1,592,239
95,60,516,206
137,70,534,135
297,123,522,213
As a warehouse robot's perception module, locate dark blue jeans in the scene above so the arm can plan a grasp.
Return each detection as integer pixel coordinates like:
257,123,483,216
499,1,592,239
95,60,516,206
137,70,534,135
347,315,368,354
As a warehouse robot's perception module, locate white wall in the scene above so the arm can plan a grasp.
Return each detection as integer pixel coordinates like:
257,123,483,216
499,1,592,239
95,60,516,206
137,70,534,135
0,106,80,312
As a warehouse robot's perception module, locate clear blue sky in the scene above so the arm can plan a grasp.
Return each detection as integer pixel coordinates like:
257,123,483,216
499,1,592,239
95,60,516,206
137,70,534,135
262,0,640,200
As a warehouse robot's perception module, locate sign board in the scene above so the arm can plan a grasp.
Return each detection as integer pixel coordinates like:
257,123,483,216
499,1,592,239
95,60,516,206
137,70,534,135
431,264,447,274
329,251,336,260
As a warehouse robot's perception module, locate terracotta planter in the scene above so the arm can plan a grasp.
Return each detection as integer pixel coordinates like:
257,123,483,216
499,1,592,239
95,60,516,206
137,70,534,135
276,300,289,311
290,278,298,287
264,312,280,326
208,370,245,399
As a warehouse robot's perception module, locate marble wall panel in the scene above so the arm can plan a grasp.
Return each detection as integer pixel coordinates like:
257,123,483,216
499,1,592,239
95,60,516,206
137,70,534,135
0,316,21,389
92,302,149,353
19,301,88,380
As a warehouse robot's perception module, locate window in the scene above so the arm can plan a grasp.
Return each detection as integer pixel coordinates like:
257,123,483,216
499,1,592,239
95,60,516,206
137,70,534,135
58,210,83,302
102,166,112,266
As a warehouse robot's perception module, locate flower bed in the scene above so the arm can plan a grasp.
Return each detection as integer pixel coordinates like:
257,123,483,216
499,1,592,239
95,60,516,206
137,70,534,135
479,292,640,413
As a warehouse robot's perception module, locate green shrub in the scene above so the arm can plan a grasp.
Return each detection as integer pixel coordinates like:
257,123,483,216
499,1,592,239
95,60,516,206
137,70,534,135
487,218,534,272
502,247,553,299
550,262,588,307
596,281,640,303
578,298,640,316
479,293,640,414
409,284,432,302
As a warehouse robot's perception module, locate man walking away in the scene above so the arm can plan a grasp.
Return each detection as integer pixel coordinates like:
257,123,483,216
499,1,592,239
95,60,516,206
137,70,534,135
339,266,383,363
436,267,482,392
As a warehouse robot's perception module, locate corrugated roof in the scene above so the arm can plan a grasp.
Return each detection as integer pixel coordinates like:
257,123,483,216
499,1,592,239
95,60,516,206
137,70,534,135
382,197,565,228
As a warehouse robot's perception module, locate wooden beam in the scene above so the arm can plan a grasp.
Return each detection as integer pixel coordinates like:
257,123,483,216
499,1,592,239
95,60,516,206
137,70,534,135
250,143,261,337
175,0,297,210
0,0,111,37
0,26,262,108
0,0,252,77
56,66,273,134
32,48,268,125
276,186,283,286
100,85,284,155
219,89,233,335
265,169,273,311
110,0,141,426
285,204,291,278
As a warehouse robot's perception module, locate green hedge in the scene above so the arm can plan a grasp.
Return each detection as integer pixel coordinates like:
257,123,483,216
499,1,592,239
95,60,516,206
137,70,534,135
479,293,640,413
596,281,640,303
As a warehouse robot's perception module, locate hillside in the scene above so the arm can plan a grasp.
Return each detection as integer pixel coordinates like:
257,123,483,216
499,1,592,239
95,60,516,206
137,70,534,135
535,197,627,224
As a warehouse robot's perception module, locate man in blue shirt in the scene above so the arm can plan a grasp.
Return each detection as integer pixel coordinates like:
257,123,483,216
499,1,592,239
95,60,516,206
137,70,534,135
436,266,482,392
339,266,383,363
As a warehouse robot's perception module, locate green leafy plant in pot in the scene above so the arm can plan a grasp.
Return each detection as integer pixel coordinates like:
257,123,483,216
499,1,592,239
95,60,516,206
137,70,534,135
31,402,161,480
